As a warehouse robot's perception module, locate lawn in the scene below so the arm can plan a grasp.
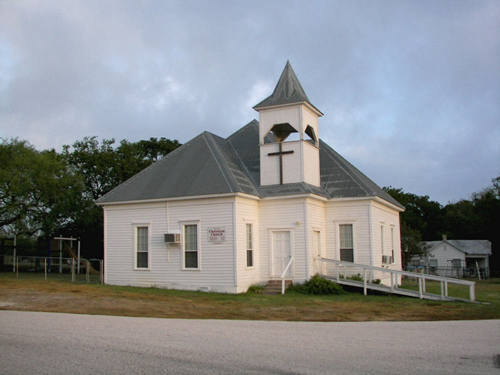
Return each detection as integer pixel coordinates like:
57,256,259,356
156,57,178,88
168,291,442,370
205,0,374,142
0,273,499,321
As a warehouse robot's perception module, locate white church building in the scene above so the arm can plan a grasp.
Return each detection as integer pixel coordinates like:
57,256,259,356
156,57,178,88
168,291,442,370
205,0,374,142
97,62,404,293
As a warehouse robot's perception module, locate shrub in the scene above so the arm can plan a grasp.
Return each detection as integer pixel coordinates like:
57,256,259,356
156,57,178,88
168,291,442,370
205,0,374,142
347,274,381,284
348,274,363,282
287,274,343,295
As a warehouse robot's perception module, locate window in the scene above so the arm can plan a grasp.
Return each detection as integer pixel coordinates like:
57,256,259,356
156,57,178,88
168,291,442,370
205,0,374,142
339,224,353,262
380,225,384,252
184,224,198,269
136,226,149,269
391,227,395,264
246,223,253,267
381,225,389,264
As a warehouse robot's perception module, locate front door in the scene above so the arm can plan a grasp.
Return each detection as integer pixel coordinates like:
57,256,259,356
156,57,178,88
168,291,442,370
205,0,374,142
272,231,291,277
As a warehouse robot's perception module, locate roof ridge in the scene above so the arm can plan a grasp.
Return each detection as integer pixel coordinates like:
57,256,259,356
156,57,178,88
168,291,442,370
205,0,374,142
320,140,372,197
226,119,259,140
320,139,403,208
226,137,259,191
442,239,467,254
96,133,204,203
202,132,239,193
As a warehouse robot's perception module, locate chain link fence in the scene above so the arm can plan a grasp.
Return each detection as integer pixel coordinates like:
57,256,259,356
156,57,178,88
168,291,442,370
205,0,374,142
0,255,103,284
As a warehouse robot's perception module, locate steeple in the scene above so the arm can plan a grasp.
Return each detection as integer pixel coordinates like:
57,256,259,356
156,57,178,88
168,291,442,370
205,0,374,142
254,62,322,187
254,61,323,116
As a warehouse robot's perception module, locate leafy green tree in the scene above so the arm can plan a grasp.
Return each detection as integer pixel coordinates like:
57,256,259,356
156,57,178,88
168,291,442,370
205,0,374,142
62,136,181,200
384,187,443,266
0,139,84,236
61,136,181,258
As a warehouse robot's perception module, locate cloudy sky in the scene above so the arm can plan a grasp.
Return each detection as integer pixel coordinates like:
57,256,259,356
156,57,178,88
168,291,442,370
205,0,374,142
1,0,499,203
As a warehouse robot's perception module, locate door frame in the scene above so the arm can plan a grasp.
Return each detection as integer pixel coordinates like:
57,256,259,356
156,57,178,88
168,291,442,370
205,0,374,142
268,228,295,278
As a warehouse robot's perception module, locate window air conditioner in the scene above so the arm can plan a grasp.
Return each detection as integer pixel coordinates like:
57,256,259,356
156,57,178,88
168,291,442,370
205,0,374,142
382,255,393,264
164,233,181,243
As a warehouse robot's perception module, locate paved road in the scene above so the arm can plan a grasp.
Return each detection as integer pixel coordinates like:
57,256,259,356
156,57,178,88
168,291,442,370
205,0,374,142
0,311,498,374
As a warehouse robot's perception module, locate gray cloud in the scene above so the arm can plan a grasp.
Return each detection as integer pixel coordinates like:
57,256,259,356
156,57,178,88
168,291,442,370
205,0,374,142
0,0,499,203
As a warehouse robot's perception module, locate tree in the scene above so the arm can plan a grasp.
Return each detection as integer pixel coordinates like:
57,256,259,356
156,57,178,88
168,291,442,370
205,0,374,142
0,139,84,236
383,187,443,267
62,136,181,200
61,136,181,258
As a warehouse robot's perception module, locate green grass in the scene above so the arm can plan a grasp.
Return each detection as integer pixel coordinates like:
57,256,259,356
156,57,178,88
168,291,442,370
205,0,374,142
401,278,476,300
0,273,499,321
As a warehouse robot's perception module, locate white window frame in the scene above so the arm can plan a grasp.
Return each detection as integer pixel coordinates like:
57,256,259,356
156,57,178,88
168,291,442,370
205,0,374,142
133,223,151,271
381,225,390,265
337,222,355,263
180,221,201,271
246,223,254,269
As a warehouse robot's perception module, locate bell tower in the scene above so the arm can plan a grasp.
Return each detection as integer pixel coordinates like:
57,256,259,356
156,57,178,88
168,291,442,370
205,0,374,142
254,61,323,187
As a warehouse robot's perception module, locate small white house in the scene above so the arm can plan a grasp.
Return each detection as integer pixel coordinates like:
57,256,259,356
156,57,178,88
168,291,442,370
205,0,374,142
414,237,491,278
96,62,404,293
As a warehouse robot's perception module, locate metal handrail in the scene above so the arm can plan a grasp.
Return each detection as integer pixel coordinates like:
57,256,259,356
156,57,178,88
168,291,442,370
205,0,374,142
317,257,476,302
280,256,295,295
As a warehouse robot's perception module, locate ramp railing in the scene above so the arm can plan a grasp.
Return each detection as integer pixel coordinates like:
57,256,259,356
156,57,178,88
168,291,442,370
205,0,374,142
316,257,476,302
281,256,295,295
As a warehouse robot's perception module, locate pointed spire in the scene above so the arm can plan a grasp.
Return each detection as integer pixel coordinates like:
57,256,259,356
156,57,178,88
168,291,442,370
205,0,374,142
254,61,322,115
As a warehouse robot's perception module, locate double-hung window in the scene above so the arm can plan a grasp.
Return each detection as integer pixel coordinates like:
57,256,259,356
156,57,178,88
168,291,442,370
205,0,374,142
184,224,199,269
246,223,253,268
136,226,149,269
390,227,395,264
339,224,354,262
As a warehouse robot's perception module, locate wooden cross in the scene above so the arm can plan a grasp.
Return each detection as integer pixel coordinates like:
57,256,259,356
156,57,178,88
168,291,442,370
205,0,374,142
268,143,294,185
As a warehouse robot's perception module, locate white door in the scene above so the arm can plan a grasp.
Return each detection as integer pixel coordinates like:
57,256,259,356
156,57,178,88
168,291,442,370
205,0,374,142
272,231,291,277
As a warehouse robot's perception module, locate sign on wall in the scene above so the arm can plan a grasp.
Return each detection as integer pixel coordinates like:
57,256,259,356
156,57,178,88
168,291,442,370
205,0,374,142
208,227,226,243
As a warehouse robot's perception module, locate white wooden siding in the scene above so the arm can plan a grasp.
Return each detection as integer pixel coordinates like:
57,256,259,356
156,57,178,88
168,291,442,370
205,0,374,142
370,201,402,270
259,198,306,282
234,197,260,293
103,197,236,293
429,243,464,267
303,142,320,186
306,199,327,277
326,200,371,265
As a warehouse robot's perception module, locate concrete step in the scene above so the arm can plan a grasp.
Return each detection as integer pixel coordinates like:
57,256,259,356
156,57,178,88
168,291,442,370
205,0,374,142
263,280,293,295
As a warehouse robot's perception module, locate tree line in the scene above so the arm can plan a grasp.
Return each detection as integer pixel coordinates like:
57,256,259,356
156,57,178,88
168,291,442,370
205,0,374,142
0,137,498,274
0,137,180,258
384,179,500,275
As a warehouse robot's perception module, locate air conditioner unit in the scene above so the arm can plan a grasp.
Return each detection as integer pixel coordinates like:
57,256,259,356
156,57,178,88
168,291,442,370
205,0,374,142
382,255,393,264
164,233,181,243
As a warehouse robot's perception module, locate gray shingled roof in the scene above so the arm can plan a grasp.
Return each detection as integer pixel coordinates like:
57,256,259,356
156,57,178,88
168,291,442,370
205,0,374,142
423,240,492,256
253,61,323,115
447,240,492,255
97,120,404,209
